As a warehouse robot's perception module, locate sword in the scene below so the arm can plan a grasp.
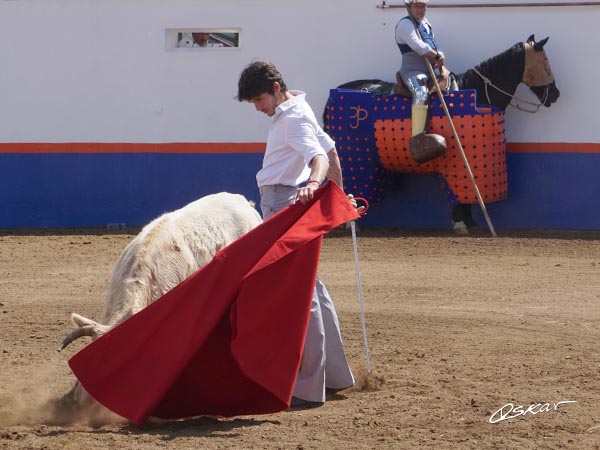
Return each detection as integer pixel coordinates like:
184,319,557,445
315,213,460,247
350,197,371,374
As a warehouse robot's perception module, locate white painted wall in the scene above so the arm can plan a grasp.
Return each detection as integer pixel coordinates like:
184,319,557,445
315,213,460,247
0,0,596,143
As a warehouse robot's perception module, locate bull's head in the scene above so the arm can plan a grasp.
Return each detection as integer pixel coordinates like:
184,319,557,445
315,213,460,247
57,314,119,426
58,313,110,352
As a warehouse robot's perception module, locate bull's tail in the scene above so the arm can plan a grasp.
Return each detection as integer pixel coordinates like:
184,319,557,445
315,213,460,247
58,313,110,352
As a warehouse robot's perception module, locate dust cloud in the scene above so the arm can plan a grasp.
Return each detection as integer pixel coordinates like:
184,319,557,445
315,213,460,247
353,367,386,392
0,364,122,428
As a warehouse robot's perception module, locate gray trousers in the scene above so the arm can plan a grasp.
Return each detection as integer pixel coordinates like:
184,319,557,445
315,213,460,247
260,184,355,402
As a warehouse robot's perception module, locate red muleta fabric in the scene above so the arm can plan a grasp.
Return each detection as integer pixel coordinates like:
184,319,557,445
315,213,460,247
68,182,359,424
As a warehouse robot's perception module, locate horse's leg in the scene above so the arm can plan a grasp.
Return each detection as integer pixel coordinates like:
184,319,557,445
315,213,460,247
451,204,480,234
440,176,468,235
462,204,479,229
451,203,465,223
451,204,469,236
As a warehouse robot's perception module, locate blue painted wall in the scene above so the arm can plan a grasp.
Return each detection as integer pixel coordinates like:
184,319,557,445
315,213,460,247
359,152,600,230
2,150,599,230
1,153,263,228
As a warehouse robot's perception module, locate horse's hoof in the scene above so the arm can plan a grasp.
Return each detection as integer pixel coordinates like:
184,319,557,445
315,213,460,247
452,221,469,236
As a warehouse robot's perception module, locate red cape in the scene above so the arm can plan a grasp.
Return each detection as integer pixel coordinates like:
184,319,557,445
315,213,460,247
68,182,359,423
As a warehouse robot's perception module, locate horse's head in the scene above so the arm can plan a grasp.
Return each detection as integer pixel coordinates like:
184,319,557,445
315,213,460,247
522,35,560,107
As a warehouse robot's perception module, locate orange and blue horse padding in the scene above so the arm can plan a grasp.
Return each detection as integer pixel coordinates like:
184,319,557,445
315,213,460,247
325,89,507,205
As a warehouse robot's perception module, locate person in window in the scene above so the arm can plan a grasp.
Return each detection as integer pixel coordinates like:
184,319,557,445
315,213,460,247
178,32,221,48
192,32,211,47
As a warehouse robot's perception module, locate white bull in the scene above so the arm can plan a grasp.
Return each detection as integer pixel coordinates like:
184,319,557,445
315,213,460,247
58,192,262,418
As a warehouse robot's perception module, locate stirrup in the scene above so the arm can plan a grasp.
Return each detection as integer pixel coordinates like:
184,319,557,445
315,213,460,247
409,132,447,164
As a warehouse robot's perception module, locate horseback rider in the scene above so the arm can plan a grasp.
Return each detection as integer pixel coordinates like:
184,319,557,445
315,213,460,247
396,0,476,235
395,0,447,162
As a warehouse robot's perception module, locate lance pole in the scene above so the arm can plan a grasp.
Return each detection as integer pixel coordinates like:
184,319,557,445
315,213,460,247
411,16,497,237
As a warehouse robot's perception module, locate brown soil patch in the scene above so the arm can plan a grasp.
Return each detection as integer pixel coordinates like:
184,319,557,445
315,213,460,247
1,227,599,449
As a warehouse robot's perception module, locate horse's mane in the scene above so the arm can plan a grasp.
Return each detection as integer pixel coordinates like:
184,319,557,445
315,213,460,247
455,42,525,109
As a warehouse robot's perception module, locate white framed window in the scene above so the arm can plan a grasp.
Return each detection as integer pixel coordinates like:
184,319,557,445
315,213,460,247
166,28,240,50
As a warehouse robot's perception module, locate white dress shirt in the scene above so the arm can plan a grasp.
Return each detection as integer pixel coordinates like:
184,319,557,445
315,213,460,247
256,90,334,188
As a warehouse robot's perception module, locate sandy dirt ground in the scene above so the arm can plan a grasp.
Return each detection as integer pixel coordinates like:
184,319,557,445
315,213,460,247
1,226,600,450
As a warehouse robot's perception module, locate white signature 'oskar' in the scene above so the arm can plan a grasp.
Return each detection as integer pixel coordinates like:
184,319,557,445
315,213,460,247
489,400,577,424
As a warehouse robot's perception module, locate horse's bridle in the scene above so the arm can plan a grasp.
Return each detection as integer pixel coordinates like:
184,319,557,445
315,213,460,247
472,66,550,114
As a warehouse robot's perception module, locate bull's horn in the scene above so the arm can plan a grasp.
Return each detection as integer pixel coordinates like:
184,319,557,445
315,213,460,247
57,326,95,352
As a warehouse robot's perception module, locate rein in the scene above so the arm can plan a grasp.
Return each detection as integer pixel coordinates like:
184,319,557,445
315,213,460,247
472,66,549,113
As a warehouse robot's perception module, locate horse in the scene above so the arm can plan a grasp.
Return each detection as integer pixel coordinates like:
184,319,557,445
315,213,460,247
326,34,560,234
